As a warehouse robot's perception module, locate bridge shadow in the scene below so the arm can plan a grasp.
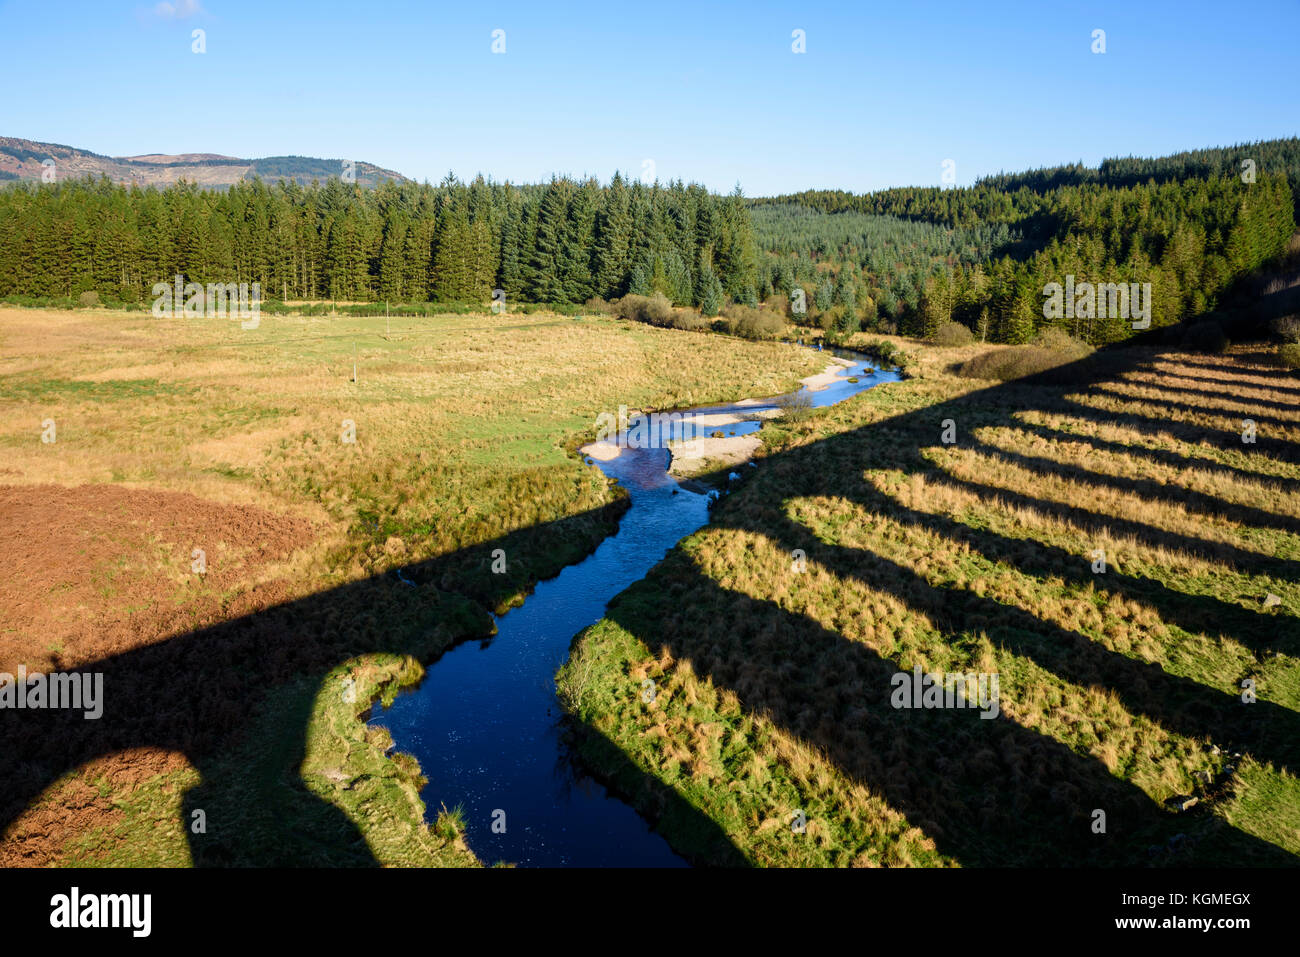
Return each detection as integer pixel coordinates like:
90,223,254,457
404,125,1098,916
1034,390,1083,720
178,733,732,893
2,340,1297,867
0,501,642,866
603,341,1299,864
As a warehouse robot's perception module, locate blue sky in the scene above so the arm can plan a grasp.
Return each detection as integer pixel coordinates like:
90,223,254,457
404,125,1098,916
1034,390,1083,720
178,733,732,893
1,0,1296,195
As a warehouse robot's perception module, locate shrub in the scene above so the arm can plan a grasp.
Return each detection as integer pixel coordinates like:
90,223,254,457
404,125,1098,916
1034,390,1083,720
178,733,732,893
931,321,974,347
736,311,786,340
77,290,100,308
1031,327,1092,355
719,303,787,340
1270,314,1300,343
957,332,1095,381
642,292,674,325
776,390,814,424
614,292,675,326
614,294,644,321
607,293,709,332
1183,320,1230,353
667,308,708,332
1279,343,1300,370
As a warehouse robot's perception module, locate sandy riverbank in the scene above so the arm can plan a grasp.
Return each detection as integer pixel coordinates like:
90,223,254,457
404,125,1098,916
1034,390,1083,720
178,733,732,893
579,356,857,481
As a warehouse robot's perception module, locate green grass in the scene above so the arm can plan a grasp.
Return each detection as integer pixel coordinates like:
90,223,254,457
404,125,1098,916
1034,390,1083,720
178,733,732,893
0,377,194,402
560,344,1300,866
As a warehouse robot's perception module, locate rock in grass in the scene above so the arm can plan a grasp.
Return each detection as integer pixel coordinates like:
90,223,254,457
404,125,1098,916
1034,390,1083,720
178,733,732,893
1263,593,1282,609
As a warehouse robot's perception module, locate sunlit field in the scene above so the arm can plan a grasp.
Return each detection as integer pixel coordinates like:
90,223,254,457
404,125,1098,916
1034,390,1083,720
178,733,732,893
0,304,822,866
560,341,1300,866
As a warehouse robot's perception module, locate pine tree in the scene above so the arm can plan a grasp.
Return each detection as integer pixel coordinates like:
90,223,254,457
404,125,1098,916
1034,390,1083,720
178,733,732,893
593,172,632,298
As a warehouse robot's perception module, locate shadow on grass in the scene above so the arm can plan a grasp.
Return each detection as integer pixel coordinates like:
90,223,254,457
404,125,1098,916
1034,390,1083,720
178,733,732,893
2,340,1296,867
0,499,643,867
598,341,1299,865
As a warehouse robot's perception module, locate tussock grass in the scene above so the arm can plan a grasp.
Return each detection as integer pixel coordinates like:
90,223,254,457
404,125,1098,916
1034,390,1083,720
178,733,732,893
563,342,1300,865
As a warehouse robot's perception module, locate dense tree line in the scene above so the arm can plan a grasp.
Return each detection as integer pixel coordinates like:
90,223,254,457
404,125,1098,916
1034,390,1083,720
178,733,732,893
0,173,758,308
978,137,1300,198
911,173,1294,344
756,138,1300,228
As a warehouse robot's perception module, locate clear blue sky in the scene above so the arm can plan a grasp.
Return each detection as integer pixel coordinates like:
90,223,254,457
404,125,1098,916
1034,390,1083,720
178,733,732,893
1,0,1296,195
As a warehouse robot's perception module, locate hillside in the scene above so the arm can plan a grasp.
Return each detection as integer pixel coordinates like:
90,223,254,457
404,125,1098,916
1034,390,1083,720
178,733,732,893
0,136,406,188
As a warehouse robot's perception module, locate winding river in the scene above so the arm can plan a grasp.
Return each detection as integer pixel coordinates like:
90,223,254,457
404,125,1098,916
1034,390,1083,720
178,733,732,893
368,349,901,866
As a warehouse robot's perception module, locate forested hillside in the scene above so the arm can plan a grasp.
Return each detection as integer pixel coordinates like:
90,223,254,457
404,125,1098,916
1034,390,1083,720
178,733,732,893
750,204,1022,334
750,138,1297,343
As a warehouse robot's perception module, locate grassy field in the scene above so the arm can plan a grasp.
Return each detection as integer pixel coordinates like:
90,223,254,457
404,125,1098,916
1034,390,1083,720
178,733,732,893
559,339,1300,866
0,305,823,866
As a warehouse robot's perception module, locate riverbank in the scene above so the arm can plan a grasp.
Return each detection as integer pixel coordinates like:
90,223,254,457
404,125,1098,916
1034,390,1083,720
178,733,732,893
661,356,857,480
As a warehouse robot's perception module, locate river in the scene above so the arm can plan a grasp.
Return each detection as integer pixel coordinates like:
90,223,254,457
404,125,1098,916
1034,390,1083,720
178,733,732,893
367,349,901,866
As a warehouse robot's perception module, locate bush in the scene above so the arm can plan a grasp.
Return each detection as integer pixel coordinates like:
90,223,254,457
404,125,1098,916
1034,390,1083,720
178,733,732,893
930,321,974,347
607,293,712,332
666,308,708,332
77,290,100,308
957,333,1095,382
870,340,899,363
719,303,787,340
775,390,814,424
1279,343,1300,370
614,292,675,326
1031,327,1091,355
642,292,674,325
958,347,1061,381
1270,314,1300,343
1183,320,1230,353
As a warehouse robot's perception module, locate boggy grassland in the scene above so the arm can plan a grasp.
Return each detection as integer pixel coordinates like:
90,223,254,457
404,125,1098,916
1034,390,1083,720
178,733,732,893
0,304,822,866
559,339,1300,866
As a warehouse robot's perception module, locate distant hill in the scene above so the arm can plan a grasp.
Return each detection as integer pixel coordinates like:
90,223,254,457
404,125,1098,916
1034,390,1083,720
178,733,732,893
0,136,407,188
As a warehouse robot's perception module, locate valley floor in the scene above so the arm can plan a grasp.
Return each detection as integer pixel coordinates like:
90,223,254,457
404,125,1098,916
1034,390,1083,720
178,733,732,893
3,302,1297,866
